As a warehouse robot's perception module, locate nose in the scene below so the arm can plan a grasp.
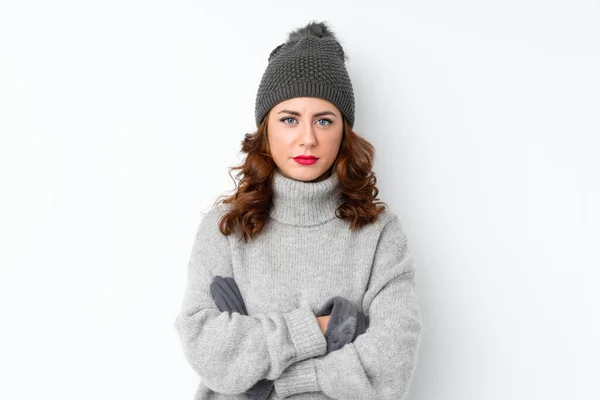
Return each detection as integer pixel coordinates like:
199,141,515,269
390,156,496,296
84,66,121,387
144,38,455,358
300,121,317,147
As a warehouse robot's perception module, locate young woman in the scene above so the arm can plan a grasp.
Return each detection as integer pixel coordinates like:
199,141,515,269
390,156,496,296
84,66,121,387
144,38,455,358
174,20,423,400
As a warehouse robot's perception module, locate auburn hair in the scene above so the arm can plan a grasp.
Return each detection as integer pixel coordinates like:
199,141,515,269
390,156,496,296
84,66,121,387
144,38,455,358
213,114,388,243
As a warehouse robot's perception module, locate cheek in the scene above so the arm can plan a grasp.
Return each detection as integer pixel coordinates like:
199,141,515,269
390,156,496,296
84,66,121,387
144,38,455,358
269,130,294,148
322,135,343,152
267,132,292,157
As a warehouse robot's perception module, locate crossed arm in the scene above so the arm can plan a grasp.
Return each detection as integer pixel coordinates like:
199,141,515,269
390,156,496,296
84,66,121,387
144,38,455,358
210,275,368,398
174,208,422,399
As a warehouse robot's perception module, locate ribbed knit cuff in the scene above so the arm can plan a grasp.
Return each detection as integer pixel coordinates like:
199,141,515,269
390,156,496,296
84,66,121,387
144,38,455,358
284,304,327,362
274,358,320,398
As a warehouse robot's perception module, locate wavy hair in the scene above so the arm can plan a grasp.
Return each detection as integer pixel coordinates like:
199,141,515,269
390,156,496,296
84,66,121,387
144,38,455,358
213,114,388,242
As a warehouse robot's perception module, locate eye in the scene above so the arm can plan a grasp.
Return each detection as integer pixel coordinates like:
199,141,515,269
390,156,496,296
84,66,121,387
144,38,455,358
280,117,297,124
316,118,333,126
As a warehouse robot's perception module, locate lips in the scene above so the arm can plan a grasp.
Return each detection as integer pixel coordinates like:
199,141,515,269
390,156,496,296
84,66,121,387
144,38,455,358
293,155,318,165
293,156,318,160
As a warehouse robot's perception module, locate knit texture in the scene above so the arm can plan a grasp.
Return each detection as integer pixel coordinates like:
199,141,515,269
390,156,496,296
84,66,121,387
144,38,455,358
174,169,423,399
254,21,356,129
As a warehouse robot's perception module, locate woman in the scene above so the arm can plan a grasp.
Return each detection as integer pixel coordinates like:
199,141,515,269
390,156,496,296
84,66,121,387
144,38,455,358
174,20,423,400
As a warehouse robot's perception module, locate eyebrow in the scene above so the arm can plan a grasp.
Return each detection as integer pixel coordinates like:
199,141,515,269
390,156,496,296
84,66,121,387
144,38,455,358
276,109,338,118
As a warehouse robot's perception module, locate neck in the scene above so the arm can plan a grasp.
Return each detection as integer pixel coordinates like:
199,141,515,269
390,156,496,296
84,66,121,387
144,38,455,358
269,168,343,226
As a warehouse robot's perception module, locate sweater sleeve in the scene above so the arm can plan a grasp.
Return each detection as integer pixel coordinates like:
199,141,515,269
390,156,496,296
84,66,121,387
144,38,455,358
173,205,328,395
273,214,423,400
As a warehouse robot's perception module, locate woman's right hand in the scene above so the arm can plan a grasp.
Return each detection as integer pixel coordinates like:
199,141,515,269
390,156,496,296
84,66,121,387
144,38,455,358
317,315,330,334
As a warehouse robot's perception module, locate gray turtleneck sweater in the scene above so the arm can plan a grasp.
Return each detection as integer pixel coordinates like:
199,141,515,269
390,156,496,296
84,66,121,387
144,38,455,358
173,169,423,400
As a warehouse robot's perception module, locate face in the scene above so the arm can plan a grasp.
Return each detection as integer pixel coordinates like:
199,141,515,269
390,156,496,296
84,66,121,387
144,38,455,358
267,97,344,183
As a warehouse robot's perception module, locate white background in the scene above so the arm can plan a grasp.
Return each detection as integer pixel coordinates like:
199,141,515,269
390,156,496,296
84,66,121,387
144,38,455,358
1,1,599,399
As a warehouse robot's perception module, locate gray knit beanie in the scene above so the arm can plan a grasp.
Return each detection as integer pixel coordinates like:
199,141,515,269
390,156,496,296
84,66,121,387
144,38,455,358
254,20,356,129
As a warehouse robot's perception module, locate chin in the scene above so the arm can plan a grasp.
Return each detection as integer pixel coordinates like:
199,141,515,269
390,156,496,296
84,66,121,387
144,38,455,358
301,170,330,183
280,169,318,182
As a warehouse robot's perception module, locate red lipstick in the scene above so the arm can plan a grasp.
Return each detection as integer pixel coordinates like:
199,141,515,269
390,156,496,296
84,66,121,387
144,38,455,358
293,155,319,165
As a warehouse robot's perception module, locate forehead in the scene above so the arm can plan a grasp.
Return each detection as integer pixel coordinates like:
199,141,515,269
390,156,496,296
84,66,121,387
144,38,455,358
273,97,339,113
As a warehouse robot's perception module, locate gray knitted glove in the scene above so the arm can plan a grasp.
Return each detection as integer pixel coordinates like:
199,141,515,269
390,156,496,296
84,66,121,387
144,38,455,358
210,276,273,400
210,275,247,315
316,296,370,352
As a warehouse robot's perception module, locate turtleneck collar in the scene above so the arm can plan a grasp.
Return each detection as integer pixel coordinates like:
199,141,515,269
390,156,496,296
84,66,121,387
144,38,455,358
269,168,344,226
